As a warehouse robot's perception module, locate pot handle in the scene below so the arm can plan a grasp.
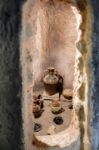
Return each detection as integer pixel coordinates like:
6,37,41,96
54,70,58,76
59,76,63,83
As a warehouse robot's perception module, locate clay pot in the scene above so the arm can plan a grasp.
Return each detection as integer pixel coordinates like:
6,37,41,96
33,99,40,105
62,89,73,100
43,67,59,95
33,104,41,118
33,95,44,108
51,100,62,114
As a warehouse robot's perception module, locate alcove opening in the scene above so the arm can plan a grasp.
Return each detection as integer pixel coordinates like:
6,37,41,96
21,0,92,149
31,0,81,138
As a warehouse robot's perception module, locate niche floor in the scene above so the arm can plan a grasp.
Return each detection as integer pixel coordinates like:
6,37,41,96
33,94,72,136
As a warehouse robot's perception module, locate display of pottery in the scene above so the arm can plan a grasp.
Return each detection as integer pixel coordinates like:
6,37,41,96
32,67,73,135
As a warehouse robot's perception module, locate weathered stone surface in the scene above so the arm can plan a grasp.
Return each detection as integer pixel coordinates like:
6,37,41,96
91,1,99,150
0,0,24,150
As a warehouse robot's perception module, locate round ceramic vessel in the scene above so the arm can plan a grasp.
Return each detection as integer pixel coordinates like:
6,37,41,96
43,67,59,95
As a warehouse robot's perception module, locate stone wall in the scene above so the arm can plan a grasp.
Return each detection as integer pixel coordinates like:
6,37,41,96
91,0,99,150
0,0,24,150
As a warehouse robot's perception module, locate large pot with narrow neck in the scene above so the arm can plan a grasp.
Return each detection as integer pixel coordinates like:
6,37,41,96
43,67,59,95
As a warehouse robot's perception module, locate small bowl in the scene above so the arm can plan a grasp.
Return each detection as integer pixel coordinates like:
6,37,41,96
53,116,63,125
33,104,41,118
51,100,62,114
34,123,42,132
62,89,73,100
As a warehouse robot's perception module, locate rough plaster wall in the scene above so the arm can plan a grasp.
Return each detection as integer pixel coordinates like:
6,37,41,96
0,0,24,150
91,0,99,150
26,0,78,90
35,0,77,89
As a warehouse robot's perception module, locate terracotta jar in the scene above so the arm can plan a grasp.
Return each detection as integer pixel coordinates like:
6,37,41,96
43,67,59,95
62,89,73,100
33,95,44,108
33,98,40,105
32,104,41,118
51,99,62,114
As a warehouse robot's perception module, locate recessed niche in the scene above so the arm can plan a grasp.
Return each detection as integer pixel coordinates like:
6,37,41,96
31,0,76,137
21,0,92,149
